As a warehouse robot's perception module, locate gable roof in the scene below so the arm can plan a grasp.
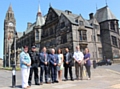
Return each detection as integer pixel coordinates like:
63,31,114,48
88,17,99,26
95,6,117,23
17,32,23,38
52,7,92,28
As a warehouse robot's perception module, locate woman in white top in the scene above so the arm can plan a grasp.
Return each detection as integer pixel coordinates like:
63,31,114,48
57,48,64,81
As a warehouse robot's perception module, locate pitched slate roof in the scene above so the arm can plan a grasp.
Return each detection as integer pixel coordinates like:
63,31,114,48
17,32,23,38
25,22,36,34
95,6,117,23
52,8,92,28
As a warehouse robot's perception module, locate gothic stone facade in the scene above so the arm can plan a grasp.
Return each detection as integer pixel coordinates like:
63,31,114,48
3,5,16,67
95,6,120,60
41,7,102,60
15,7,45,65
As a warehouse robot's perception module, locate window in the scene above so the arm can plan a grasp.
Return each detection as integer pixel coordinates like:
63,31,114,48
79,21,84,26
98,48,102,58
116,21,119,34
61,22,65,29
49,14,52,20
110,21,115,31
50,28,53,35
36,44,40,48
118,39,120,48
80,44,87,53
111,36,117,47
61,35,67,44
79,30,87,41
46,41,50,47
36,30,39,40
94,25,98,29
75,19,78,23
97,35,100,42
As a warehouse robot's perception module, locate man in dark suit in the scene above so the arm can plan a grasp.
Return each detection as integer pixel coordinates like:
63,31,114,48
28,46,40,86
39,47,50,85
64,48,74,81
49,48,59,83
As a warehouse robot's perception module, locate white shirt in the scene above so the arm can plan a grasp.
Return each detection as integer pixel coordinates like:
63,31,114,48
73,51,84,61
58,54,63,63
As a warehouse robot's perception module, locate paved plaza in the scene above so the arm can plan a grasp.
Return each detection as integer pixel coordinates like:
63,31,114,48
0,64,120,89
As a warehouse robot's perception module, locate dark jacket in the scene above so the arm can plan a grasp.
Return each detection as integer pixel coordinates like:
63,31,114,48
39,52,49,67
64,52,74,67
29,51,39,67
49,54,59,67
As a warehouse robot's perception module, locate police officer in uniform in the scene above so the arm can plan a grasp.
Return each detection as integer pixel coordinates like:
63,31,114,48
28,46,40,86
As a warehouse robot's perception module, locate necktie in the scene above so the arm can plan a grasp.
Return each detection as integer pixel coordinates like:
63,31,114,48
44,53,47,61
54,55,56,62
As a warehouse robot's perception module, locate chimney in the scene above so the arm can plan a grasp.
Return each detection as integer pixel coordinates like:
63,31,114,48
89,13,94,19
27,22,32,29
65,10,72,15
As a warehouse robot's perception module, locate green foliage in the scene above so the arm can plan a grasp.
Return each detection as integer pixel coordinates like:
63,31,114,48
0,67,21,71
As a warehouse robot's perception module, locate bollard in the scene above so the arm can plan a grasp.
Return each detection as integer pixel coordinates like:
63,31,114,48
93,60,96,69
12,64,16,88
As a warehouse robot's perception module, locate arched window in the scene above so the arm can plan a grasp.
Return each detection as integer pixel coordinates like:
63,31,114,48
36,30,39,40
50,28,53,35
110,21,115,31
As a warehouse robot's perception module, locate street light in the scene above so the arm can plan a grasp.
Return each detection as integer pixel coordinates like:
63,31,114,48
14,30,17,66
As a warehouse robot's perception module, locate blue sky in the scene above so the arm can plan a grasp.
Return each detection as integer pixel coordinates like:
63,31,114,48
0,0,120,59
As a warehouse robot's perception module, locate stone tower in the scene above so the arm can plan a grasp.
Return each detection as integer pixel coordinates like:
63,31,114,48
3,4,16,67
95,6,120,60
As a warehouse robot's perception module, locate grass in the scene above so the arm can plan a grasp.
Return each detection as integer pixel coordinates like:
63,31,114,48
0,67,21,71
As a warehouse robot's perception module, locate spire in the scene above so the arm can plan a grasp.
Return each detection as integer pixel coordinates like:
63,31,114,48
8,3,13,12
38,4,41,13
37,4,42,16
36,3,45,26
5,4,15,21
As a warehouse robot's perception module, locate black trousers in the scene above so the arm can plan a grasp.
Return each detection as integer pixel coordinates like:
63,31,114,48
40,66,48,82
85,65,91,78
28,66,39,85
64,65,73,79
51,66,57,82
48,65,51,80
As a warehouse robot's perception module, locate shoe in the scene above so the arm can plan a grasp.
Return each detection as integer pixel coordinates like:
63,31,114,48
52,81,54,83
35,83,40,85
71,79,74,81
40,82,43,85
28,83,31,86
45,82,51,84
54,80,59,83
80,78,83,80
88,78,91,80
76,78,79,80
27,86,31,88
64,78,68,81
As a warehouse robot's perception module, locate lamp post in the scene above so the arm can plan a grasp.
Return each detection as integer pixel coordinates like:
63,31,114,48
8,38,11,67
14,32,17,66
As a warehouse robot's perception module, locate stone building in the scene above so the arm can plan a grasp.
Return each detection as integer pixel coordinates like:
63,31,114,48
40,6,102,60
3,4,120,67
95,6,120,60
14,5,45,66
41,5,120,60
16,5,45,52
3,5,16,67
3,5,45,67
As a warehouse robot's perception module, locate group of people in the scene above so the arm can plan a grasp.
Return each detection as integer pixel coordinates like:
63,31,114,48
20,45,91,89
